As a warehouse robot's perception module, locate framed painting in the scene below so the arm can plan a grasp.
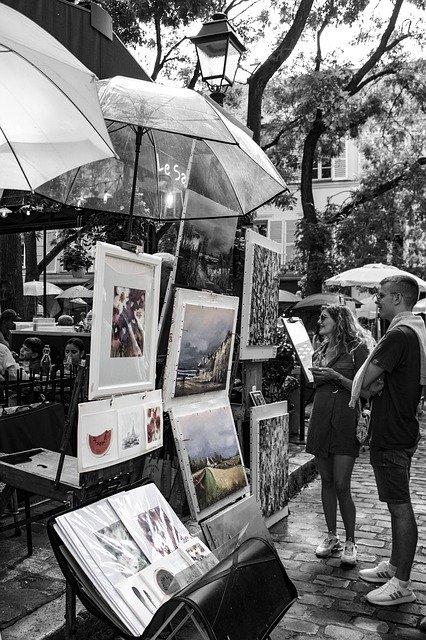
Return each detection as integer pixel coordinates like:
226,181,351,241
77,389,163,473
249,389,266,406
250,401,289,527
240,230,281,360
169,399,250,522
88,242,161,399
162,288,239,408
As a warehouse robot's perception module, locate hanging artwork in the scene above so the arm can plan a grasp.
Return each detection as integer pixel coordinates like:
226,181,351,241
77,389,163,473
162,288,238,408
169,400,250,521
89,242,161,399
240,230,281,360
175,217,238,294
250,401,289,526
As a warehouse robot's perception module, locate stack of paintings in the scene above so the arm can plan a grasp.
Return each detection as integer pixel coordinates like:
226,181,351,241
54,483,218,635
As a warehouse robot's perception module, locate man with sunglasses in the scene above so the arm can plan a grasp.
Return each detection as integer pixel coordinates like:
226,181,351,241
350,275,426,606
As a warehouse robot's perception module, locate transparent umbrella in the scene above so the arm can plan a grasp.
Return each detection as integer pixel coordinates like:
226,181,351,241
37,76,287,237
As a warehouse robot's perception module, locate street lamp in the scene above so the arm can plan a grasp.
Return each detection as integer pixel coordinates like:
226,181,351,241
190,13,246,106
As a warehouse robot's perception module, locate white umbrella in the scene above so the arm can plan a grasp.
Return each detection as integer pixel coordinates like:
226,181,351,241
70,298,88,305
0,3,115,191
56,285,93,299
23,280,63,296
325,263,426,292
279,290,300,303
413,299,426,314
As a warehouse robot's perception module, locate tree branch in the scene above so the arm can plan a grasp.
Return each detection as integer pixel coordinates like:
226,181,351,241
345,0,404,96
262,116,304,150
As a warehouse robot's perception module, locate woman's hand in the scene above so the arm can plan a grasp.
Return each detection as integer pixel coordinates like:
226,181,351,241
309,367,340,383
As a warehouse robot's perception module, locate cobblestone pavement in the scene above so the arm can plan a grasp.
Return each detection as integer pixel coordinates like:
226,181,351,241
270,418,426,640
1,419,425,639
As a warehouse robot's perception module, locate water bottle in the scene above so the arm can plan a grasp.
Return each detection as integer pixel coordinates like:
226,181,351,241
40,345,52,378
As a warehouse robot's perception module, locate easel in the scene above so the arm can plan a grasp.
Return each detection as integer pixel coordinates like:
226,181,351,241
0,360,149,639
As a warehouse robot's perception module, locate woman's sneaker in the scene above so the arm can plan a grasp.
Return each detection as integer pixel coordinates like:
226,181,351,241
359,560,396,583
365,577,416,606
315,533,342,557
341,540,357,565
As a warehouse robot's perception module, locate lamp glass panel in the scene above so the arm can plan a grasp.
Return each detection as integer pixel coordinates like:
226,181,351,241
197,38,227,81
222,41,241,86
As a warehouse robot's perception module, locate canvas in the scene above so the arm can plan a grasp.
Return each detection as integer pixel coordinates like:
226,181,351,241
89,242,161,399
240,230,281,360
282,317,315,383
250,402,289,526
77,390,163,473
162,288,238,408
175,217,238,294
169,400,250,521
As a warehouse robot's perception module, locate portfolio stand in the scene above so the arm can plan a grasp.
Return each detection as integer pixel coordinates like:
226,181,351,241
48,488,298,640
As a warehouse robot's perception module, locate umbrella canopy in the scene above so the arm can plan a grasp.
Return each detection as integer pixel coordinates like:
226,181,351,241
70,298,88,305
56,285,94,300
325,263,426,291
279,290,300,303
413,298,426,314
0,3,115,191
23,280,63,296
37,76,287,228
292,292,362,310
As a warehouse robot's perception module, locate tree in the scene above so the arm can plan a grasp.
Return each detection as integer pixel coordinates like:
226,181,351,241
262,0,426,293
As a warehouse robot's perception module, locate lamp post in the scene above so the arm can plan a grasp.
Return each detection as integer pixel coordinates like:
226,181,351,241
190,13,246,106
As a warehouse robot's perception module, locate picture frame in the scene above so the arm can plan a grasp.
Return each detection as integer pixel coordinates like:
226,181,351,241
88,241,161,400
169,399,250,522
250,401,289,527
249,389,266,406
240,230,281,360
162,288,239,409
77,389,163,473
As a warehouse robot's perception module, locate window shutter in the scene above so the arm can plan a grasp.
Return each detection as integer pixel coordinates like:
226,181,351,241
332,151,347,179
269,220,283,248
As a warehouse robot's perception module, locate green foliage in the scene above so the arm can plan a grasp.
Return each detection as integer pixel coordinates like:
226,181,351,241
60,242,93,272
262,331,297,403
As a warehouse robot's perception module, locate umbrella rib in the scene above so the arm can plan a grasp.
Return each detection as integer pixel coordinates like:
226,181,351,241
0,123,33,191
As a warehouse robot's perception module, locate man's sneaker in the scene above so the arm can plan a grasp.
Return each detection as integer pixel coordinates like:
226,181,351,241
365,576,416,606
341,540,357,565
359,560,396,584
315,533,342,558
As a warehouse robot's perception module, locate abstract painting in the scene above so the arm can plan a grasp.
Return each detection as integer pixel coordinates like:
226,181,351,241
240,230,281,360
89,242,161,399
162,288,238,407
250,402,289,526
111,286,145,358
170,402,250,521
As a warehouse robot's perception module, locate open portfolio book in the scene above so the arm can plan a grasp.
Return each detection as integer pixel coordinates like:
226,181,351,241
53,484,219,636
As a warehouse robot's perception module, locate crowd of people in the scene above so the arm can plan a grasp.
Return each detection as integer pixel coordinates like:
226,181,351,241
307,274,426,608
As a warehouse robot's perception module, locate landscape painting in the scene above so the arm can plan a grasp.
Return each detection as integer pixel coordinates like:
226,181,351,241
174,304,235,397
175,405,249,518
175,217,238,294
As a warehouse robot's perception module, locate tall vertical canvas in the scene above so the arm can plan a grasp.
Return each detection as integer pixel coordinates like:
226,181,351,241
250,401,289,527
89,242,161,399
240,230,281,360
162,288,238,408
169,400,250,521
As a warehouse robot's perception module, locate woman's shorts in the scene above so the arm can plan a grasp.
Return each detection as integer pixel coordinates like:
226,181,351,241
370,444,417,504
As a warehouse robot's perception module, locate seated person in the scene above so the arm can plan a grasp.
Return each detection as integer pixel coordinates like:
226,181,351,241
57,314,74,327
62,337,86,373
0,343,20,381
19,337,44,373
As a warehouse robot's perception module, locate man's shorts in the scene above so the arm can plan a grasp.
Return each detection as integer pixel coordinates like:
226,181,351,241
370,444,417,504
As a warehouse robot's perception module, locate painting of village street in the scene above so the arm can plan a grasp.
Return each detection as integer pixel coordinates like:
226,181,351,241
174,304,235,397
176,406,248,513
